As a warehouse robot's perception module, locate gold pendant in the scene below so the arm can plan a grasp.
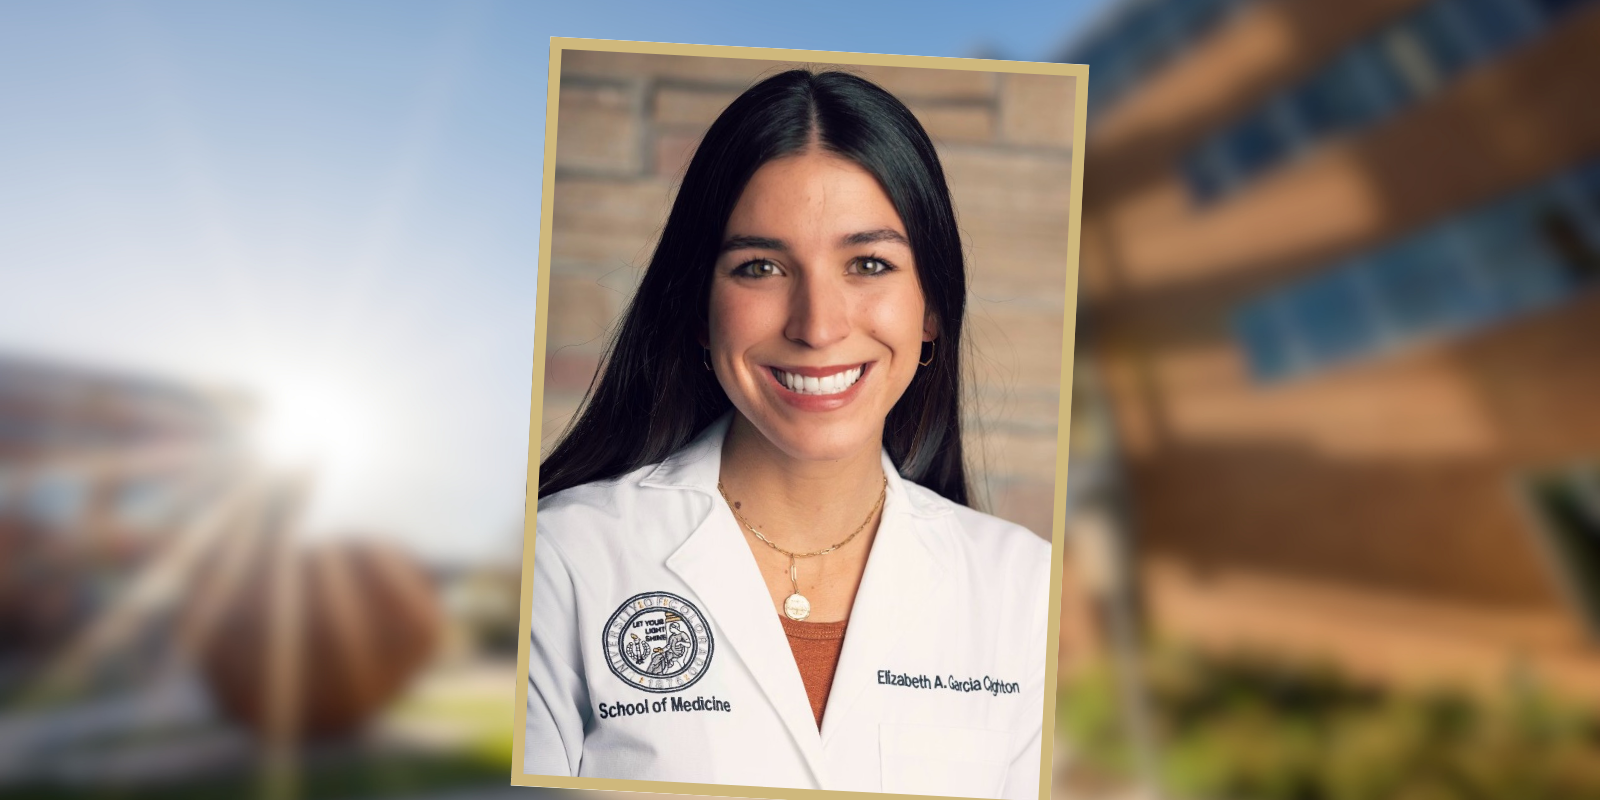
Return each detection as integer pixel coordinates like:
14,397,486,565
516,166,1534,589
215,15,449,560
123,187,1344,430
783,593,811,621
782,557,810,621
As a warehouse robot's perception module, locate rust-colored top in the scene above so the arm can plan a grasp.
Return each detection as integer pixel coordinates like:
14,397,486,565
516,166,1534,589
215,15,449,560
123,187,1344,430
780,615,849,729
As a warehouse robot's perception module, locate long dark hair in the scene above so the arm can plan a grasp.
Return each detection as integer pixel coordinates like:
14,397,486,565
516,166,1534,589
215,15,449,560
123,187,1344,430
538,69,969,505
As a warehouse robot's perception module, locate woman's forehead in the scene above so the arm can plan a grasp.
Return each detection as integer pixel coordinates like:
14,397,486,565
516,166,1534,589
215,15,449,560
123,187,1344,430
724,151,907,245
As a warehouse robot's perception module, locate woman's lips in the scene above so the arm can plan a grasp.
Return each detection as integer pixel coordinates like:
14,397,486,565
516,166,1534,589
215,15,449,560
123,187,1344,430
763,362,872,411
769,364,863,395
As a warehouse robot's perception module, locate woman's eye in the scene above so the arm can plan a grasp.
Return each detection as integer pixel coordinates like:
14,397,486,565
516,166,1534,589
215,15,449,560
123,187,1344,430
733,260,782,278
851,257,895,276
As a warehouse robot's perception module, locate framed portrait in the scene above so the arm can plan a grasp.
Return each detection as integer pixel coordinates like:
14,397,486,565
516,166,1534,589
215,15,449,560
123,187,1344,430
512,37,1087,800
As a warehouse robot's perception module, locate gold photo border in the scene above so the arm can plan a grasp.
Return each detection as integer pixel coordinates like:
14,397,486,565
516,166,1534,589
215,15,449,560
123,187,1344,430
512,36,1090,800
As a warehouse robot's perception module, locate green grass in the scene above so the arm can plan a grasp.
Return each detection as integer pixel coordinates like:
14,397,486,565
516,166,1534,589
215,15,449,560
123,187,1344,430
8,671,518,800
1058,649,1600,800
4,745,508,800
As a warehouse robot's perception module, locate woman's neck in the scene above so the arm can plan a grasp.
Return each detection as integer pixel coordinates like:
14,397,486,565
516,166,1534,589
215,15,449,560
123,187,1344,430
717,414,888,553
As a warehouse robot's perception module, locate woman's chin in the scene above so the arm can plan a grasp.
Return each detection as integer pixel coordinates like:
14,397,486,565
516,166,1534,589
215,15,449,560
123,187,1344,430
746,414,883,465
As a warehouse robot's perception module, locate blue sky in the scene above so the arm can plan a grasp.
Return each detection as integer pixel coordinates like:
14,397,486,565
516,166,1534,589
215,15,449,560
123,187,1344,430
0,0,1108,564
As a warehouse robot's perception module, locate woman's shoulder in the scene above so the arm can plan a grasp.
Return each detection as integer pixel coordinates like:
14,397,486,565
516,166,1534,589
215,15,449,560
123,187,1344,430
900,479,1052,630
533,459,712,554
535,465,667,539
535,471,638,517
901,479,1052,569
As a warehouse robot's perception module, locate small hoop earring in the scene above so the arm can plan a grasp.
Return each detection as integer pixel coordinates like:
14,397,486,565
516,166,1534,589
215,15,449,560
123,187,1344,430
918,340,936,367
702,347,712,371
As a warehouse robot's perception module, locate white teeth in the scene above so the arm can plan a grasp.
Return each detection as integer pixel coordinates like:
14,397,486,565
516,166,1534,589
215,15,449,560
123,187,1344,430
774,366,863,396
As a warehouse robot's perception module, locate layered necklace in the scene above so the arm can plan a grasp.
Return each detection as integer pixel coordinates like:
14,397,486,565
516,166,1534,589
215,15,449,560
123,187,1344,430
717,475,888,621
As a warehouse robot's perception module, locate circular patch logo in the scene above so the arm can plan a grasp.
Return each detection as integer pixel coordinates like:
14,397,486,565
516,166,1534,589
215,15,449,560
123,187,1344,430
603,591,714,693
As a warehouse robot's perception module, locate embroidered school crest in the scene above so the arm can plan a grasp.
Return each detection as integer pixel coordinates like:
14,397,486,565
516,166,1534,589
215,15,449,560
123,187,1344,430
603,591,714,693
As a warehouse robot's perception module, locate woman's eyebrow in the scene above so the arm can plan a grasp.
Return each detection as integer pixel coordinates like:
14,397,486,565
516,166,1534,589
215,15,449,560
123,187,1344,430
720,229,909,252
721,234,787,253
840,229,909,247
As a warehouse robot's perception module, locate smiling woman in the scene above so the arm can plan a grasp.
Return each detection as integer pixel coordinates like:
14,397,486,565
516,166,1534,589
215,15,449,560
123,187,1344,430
521,53,1075,800
537,69,969,507
710,152,937,461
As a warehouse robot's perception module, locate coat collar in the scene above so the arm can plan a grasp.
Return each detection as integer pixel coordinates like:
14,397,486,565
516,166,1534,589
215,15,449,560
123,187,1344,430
650,412,952,781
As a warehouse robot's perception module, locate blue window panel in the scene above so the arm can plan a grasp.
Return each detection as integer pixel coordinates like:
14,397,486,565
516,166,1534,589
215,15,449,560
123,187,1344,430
1075,36,1117,68
1265,95,1311,159
1461,193,1576,313
1447,0,1534,57
1574,160,1600,214
1283,271,1383,365
1377,26,1449,98
1531,0,1599,20
1104,10,1162,82
1093,62,1136,109
1183,138,1236,203
1167,0,1232,47
1222,110,1290,179
1406,2,1479,79
1232,157,1600,380
1290,53,1384,138
1235,302,1296,380
1071,35,1127,113
1365,231,1491,336
1349,39,1413,114
27,472,88,529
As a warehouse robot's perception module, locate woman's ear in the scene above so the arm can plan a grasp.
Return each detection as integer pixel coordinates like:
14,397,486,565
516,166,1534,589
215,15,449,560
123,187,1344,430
922,311,940,342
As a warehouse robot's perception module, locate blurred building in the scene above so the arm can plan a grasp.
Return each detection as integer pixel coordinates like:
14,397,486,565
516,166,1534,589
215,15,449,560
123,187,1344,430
0,355,464,796
0,355,249,695
1062,0,1600,698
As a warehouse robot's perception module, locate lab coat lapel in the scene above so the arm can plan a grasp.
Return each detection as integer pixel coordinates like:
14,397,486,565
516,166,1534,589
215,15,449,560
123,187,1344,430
820,455,945,744
650,416,827,785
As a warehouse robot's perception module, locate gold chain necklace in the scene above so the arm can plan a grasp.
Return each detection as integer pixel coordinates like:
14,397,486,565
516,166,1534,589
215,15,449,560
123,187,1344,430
716,475,887,621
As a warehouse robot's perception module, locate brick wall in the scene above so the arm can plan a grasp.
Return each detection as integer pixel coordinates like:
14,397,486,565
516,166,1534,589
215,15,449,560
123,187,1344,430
539,50,1079,537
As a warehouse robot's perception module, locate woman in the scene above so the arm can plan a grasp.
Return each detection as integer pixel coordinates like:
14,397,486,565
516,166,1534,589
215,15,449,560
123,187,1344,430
524,69,1051,800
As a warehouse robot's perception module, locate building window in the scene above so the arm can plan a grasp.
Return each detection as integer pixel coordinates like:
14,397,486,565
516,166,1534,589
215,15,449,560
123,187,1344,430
1284,271,1384,363
1396,1,1479,87
1452,0,1541,54
1221,109,1290,179
1234,158,1600,382
1364,229,1489,336
1071,0,1250,117
1234,302,1297,380
1181,144,1232,203
26,470,88,531
1465,193,1580,312
1289,51,1387,139
114,479,179,531
1183,0,1597,206
1530,0,1594,16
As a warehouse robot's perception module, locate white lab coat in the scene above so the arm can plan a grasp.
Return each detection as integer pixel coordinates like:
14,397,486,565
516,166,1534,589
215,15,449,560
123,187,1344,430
523,414,1052,799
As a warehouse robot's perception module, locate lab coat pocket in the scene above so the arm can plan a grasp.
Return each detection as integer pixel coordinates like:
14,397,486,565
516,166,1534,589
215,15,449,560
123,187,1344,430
879,722,1009,798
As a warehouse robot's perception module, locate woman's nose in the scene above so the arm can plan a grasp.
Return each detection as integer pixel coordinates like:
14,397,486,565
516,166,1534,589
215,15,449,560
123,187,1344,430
784,272,849,349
